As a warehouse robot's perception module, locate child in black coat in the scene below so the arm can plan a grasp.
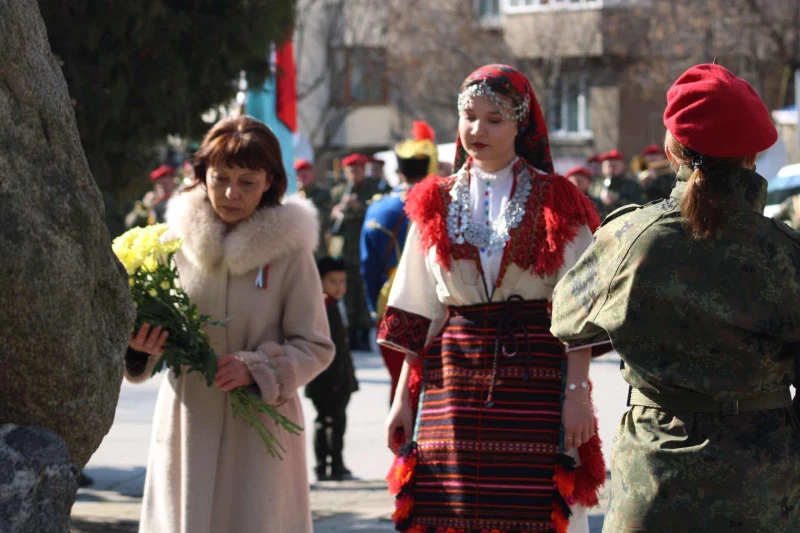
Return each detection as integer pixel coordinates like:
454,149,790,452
306,257,359,481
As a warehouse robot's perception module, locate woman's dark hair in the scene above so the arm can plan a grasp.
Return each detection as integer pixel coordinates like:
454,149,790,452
665,130,756,239
190,116,287,207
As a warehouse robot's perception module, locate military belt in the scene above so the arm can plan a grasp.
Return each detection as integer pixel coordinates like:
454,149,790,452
629,388,792,415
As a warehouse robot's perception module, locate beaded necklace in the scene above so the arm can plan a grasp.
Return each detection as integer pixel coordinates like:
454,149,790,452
447,159,532,255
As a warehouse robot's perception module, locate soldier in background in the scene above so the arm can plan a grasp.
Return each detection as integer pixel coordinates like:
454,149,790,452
367,157,390,194
295,159,331,259
145,164,178,224
638,144,675,203
565,166,604,219
586,153,604,199
329,154,379,351
124,164,177,230
599,149,645,213
360,120,437,403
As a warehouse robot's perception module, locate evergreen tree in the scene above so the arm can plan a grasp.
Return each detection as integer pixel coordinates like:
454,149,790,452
39,0,295,235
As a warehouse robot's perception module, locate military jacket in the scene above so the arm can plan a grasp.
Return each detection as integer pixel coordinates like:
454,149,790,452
551,166,800,532
330,179,379,262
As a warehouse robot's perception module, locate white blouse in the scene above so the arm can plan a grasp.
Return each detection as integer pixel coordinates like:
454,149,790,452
380,157,595,356
469,159,516,297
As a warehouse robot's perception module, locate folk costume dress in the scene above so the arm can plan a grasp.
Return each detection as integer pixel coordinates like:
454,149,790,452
377,65,606,533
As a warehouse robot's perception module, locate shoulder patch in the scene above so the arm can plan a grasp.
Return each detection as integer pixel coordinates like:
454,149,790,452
367,193,386,206
772,217,800,245
600,203,643,228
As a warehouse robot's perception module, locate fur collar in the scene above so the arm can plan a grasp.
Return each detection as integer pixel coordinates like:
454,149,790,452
165,186,319,275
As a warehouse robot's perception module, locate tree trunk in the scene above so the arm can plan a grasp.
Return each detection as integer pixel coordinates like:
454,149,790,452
0,0,135,473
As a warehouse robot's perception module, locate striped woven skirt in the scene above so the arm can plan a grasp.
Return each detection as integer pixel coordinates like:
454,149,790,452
387,297,600,533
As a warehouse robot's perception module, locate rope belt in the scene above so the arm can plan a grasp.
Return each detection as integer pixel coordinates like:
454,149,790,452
486,295,533,408
629,388,792,415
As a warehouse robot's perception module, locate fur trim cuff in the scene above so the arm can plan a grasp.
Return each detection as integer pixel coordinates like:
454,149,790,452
235,350,281,405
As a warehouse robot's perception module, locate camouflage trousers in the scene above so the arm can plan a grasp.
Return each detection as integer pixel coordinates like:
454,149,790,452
604,406,800,533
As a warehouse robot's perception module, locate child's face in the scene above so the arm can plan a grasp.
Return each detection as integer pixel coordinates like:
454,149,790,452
321,271,347,300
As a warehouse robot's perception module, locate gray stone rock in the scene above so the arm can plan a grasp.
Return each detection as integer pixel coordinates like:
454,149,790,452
0,2,136,468
0,425,79,533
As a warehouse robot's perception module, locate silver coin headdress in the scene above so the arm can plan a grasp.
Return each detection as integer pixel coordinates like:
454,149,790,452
457,79,530,124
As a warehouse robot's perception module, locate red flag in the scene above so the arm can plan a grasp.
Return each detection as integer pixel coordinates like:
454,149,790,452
275,39,297,132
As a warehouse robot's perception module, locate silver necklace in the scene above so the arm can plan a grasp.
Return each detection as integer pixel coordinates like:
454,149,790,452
447,162,532,254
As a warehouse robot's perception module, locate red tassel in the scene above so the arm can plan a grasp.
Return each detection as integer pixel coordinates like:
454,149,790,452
574,433,606,507
532,174,601,278
551,501,569,533
405,176,453,271
392,494,414,522
386,449,417,495
574,381,607,507
554,464,576,502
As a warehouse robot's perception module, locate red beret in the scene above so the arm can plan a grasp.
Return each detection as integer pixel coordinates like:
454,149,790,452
600,149,625,162
150,165,175,181
294,159,314,171
367,157,385,166
663,64,777,158
587,154,601,163
564,166,593,179
341,153,368,167
641,144,663,157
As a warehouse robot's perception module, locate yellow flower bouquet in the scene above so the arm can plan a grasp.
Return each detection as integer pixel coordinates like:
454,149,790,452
113,224,301,458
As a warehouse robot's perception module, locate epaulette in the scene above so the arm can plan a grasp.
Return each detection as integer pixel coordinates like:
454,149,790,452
772,218,800,245
367,193,387,206
600,203,643,228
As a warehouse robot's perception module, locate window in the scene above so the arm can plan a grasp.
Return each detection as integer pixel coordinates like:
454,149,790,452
475,0,502,27
549,76,592,139
506,0,633,13
331,47,388,106
478,0,501,19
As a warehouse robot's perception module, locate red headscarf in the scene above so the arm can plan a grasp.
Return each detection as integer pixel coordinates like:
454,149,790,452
454,64,554,174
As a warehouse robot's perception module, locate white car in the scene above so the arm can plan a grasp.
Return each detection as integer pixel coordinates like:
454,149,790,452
764,163,800,218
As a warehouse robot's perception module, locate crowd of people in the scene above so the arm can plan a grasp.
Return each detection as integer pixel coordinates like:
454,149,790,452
120,61,800,533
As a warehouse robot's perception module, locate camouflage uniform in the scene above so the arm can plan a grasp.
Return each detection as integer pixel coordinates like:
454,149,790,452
330,179,379,333
299,183,331,259
776,194,800,230
551,166,800,533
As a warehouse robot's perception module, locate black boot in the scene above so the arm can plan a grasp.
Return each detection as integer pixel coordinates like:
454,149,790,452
330,404,352,481
330,464,353,481
315,464,330,482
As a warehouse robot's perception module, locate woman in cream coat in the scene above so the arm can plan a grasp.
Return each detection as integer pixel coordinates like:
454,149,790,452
125,116,334,533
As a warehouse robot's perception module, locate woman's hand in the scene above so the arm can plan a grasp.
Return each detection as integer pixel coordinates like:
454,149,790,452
385,398,413,455
562,390,596,452
129,323,168,357
213,354,255,392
